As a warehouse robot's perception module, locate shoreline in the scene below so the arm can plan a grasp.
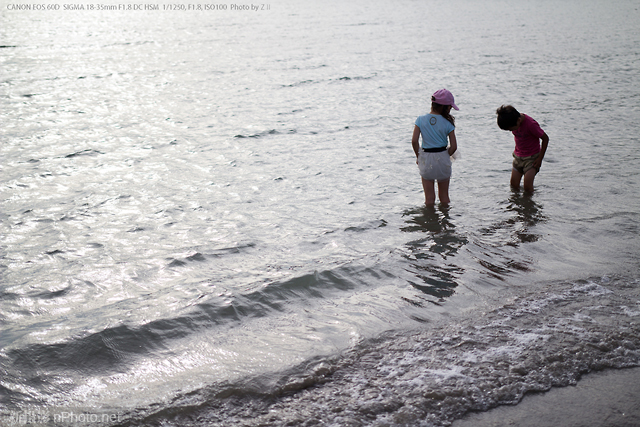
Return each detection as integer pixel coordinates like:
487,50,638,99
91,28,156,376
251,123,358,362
452,367,640,427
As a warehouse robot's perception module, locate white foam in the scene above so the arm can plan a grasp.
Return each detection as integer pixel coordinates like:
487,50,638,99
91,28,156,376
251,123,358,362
621,306,640,317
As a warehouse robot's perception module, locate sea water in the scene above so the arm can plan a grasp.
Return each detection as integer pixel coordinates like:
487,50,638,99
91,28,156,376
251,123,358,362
1,0,639,425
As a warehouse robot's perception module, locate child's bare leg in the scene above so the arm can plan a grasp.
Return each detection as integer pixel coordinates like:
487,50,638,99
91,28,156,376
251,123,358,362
437,179,450,204
510,168,523,190
523,168,537,193
422,178,436,205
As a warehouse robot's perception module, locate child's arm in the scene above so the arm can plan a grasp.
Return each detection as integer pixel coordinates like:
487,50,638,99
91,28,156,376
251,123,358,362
447,130,457,156
533,132,549,169
412,125,421,162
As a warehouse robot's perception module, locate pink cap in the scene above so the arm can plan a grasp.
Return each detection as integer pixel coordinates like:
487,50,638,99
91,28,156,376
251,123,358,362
432,89,459,110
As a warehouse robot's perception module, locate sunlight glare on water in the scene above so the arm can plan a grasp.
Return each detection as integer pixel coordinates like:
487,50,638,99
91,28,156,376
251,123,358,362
1,0,639,425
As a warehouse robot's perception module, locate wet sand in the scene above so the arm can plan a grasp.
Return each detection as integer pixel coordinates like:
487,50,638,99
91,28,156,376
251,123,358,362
453,367,640,427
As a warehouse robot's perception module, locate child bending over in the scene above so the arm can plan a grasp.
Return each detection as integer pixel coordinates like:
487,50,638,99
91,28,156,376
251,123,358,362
496,105,549,193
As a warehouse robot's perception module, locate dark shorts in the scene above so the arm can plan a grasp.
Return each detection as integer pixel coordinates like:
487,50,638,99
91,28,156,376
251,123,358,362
512,152,539,175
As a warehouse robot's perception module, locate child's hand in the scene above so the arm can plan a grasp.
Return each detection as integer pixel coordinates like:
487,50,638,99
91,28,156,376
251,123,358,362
533,157,543,170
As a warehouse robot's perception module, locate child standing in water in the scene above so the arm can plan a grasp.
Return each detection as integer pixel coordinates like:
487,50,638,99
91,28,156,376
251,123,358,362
412,89,458,205
496,105,549,193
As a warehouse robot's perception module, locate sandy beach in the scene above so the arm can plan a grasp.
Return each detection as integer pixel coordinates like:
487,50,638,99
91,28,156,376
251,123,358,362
3,1,639,424
453,367,640,427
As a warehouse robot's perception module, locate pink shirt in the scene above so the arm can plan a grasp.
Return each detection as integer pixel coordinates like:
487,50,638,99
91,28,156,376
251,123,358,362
513,114,545,157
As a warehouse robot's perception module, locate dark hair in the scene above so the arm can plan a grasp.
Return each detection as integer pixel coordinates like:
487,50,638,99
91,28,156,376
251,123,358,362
431,97,455,126
496,105,521,130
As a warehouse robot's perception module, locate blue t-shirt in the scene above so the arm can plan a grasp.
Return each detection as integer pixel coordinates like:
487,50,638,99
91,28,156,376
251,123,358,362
415,114,455,149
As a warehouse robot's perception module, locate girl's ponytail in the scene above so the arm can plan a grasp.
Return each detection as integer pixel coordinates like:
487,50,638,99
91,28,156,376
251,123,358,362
431,97,455,126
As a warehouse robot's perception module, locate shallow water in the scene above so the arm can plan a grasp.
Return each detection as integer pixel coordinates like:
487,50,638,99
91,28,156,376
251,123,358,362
1,0,640,425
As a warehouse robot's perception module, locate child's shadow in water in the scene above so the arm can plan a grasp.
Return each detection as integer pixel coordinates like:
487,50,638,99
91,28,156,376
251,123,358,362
400,205,468,304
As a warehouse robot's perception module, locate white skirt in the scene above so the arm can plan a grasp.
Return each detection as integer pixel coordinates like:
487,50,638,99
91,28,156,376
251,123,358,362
417,150,452,181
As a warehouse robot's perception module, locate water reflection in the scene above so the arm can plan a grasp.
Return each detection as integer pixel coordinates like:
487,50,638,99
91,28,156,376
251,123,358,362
400,195,546,304
401,205,468,303
481,193,547,247
469,194,546,281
